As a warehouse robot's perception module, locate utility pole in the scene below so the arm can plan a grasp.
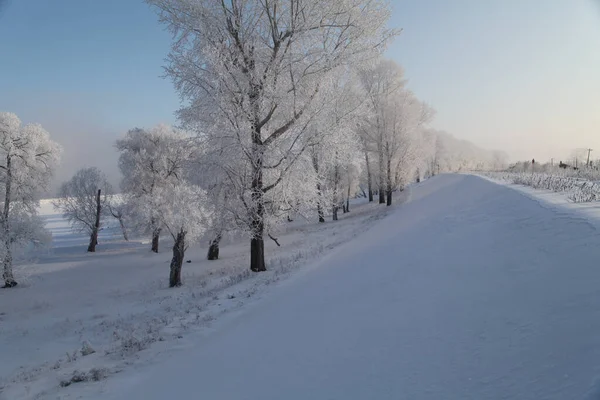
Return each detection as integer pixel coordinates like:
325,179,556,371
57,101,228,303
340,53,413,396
587,148,593,167
551,158,554,166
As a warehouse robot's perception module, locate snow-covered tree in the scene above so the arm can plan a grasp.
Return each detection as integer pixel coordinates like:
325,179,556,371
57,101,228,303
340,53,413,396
310,126,363,221
384,89,433,204
358,60,406,204
106,199,130,242
0,112,61,287
54,167,112,252
186,157,237,261
357,126,376,202
140,182,212,287
420,129,438,178
116,125,199,253
308,70,367,222
429,130,503,173
148,0,397,272
358,60,434,205
341,161,362,213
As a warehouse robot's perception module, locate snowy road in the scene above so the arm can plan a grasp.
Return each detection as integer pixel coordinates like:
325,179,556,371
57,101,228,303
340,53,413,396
109,175,600,399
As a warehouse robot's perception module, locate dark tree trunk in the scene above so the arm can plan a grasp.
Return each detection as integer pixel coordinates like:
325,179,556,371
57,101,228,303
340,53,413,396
386,156,393,207
346,184,351,213
250,197,266,271
87,231,98,252
317,182,325,223
365,150,373,202
2,155,16,288
169,230,185,287
378,144,386,204
207,232,222,260
312,152,325,223
151,228,160,253
2,251,15,288
332,162,340,221
250,116,266,272
87,189,101,252
250,234,265,272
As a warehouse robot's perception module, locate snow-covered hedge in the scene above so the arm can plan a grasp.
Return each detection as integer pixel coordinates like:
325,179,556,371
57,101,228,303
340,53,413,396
482,172,600,203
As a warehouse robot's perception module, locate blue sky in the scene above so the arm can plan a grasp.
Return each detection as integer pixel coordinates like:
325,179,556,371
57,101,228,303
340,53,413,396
391,0,600,163
1,0,599,185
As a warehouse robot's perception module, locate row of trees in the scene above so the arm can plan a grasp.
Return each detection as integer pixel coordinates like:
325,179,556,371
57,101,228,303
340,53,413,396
1,0,507,288
53,127,213,287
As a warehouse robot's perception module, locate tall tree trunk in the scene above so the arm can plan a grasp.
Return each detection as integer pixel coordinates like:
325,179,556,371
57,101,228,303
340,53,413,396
317,196,325,223
87,189,101,252
87,231,98,252
378,145,385,204
250,232,265,272
312,152,325,223
207,232,222,260
169,230,185,287
365,151,373,202
346,183,351,213
332,163,340,221
151,224,161,253
386,156,393,206
249,186,266,273
2,248,14,288
250,122,266,272
2,155,16,288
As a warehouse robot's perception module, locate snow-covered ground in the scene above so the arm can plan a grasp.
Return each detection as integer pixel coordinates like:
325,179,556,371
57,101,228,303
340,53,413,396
84,175,600,399
6,174,600,399
0,194,398,400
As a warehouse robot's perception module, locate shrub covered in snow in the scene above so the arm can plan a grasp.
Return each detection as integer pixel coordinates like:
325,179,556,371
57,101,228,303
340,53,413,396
60,368,108,387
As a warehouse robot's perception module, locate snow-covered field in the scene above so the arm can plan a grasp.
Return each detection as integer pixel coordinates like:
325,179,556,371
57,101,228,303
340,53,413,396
6,174,600,399
0,194,400,400
481,171,600,203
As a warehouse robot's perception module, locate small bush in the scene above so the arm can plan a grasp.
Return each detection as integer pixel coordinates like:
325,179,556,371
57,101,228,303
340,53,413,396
60,368,108,387
80,341,95,356
119,334,152,355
